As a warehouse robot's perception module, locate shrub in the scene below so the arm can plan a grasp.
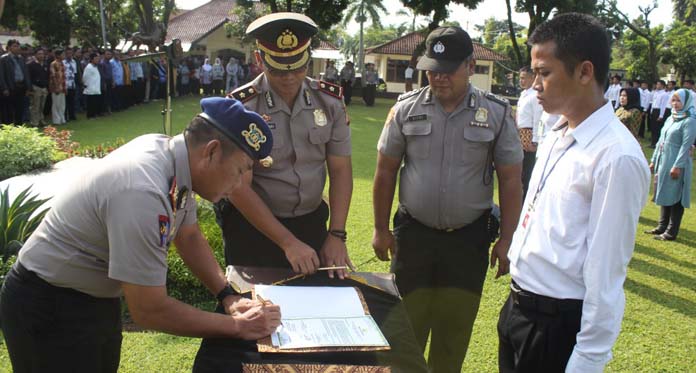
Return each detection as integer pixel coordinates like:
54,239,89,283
166,198,225,306
0,186,51,263
79,138,125,159
0,125,56,181
42,126,80,158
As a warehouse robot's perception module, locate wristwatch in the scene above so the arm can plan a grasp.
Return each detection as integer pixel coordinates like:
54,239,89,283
216,283,238,303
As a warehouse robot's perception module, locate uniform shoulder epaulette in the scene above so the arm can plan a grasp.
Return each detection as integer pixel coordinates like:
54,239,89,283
229,84,259,103
397,87,426,102
485,92,510,106
318,80,343,99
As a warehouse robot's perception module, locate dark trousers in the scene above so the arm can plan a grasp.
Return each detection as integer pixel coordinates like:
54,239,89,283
649,108,662,146
391,206,490,373
497,284,583,373
65,88,76,121
102,80,113,113
0,262,122,373
3,84,27,125
363,84,376,106
657,202,685,238
214,199,328,267
638,106,649,138
521,150,536,198
86,94,101,118
341,79,353,105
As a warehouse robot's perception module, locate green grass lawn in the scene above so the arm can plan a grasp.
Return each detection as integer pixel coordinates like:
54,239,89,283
1,96,694,372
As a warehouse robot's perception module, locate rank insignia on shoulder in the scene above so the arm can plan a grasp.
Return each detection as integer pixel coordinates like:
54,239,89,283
398,87,426,102
475,108,488,122
158,215,170,247
407,114,428,122
485,92,509,106
230,86,258,103
319,81,343,99
176,186,188,211
242,123,268,151
314,109,328,127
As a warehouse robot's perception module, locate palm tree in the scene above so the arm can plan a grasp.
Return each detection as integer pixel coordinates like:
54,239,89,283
343,0,387,74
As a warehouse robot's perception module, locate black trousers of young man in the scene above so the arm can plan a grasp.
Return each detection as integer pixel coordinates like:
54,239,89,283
65,88,76,121
391,206,490,373
3,84,27,125
521,150,536,198
657,202,685,238
86,94,101,118
497,282,583,373
649,108,662,146
638,106,649,138
363,84,376,106
0,262,122,373
341,79,353,105
214,199,328,267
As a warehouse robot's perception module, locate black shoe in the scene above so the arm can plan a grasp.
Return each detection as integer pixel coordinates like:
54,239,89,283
644,228,665,235
653,233,676,241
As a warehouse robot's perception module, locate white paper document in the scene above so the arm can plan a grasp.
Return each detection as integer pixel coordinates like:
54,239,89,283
255,285,390,349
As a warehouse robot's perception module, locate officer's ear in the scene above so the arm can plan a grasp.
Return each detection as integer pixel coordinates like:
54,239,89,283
254,50,263,66
202,139,223,166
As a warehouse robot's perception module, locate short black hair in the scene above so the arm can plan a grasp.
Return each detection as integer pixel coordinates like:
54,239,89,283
519,66,533,74
528,12,610,87
53,49,64,56
685,79,695,85
6,39,19,48
184,116,241,157
657,80,666,86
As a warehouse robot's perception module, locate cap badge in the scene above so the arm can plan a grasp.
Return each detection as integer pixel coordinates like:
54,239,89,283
314,109,327,127
277,29,299,50
475,107,488,122
433,41,445,54
242,123,267,151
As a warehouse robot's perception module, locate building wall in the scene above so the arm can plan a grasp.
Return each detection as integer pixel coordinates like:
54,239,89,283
366,53,496,93
200,26,253,63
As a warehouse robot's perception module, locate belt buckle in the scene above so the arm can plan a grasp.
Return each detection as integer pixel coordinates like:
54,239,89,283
445,228,454,233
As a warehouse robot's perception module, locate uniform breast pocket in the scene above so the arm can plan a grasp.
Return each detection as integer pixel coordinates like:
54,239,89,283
270,126,284,149
461,127,494,164
309,125,332,145
403,121,432,159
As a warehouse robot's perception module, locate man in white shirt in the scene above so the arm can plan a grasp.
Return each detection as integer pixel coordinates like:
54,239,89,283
404,64,414,92
649,80,667,148
516,66,543,196
638,80,652,138
604,74,621,109
498,13,650,373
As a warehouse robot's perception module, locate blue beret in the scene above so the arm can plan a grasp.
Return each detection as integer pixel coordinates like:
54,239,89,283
197,97,273,165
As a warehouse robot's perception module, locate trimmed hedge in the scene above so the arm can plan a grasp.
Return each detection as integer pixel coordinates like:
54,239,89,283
0,125,57,181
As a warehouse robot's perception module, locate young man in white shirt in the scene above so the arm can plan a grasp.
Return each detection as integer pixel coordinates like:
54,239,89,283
516,66,543,196
639,80,652,138
649,80,667,148
498,13,650,373
604,74,621,109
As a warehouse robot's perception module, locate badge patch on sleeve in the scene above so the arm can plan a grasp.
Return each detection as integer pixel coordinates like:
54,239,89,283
158,215,170,247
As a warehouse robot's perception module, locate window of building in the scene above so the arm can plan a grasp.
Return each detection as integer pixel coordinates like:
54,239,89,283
386,58,410,83
474,64,490,75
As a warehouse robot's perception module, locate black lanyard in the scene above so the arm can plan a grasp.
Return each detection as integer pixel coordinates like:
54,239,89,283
528,136,576,211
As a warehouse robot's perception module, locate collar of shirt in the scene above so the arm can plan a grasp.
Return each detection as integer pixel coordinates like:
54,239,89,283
169,134,193,209
554,101,613,149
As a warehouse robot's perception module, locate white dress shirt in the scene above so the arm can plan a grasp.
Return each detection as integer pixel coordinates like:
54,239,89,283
82,63,101,95
517,87,543,143
656,90,672,119
508,101,650,373
536,111,561,146
604,83,621,108
639,88,652,111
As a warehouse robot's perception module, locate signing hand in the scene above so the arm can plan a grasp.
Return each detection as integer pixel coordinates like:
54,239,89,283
670,167,681,179
283,239,320,275
223,296,256,316
649,162,654,173
490,238,511,279
371,228,396,262
320,235,354,279
233,303,281,340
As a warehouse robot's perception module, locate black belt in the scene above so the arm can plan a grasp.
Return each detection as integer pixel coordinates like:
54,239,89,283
13,261,118,300
510,280,583,315
398,205,488,233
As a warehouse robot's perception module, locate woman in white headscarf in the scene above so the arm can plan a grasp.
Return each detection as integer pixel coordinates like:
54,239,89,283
212,57,225,96
226,57,239,92
200,58,213,96
646,88,696,240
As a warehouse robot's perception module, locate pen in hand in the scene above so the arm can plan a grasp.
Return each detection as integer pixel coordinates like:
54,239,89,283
257,295,283,327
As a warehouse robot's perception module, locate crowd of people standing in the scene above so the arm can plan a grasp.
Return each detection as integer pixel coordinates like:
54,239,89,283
0,39,262,127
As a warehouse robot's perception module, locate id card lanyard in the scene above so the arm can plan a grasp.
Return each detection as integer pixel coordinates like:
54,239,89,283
521,136,576,229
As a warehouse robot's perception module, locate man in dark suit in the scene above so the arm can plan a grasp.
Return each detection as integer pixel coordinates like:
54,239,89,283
0,39,31,125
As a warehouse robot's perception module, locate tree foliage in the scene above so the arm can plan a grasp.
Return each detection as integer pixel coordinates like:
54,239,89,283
1,0,71,46
259,0,349,30
343,0,388,73
70,0,139,48
474,17,523,48
673,0,696,25
399,0,482,30
663,21,696,82
225,0,271,47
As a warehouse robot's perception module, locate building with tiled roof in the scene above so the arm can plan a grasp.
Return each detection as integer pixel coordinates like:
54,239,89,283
365,31,508,93
164,0,340,79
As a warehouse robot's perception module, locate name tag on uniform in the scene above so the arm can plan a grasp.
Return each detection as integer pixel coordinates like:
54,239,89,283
407,114,428,122
267,122,276,129
470,121,489,128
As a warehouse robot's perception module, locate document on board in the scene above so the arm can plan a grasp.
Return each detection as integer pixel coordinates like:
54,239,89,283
255,285,390,349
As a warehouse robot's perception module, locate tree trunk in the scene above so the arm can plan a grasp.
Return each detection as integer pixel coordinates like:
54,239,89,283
358,19,364,74
648,41,658,84
506,0,522,68
267,0,278,13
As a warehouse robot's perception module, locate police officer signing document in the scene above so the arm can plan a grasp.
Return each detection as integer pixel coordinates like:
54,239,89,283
0,98,281,373
372,27,523,372
219,13,353,279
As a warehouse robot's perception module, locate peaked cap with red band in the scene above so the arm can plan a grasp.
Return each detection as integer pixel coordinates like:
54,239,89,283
246,12,318,71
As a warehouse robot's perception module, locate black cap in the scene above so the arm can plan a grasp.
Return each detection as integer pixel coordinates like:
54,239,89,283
416,27,473,73
246,12,318,72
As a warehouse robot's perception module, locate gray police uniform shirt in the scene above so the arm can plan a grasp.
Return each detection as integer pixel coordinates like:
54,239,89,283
19,134,197,298
232,74,351,218
364,70,379,85
378,85,523,230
